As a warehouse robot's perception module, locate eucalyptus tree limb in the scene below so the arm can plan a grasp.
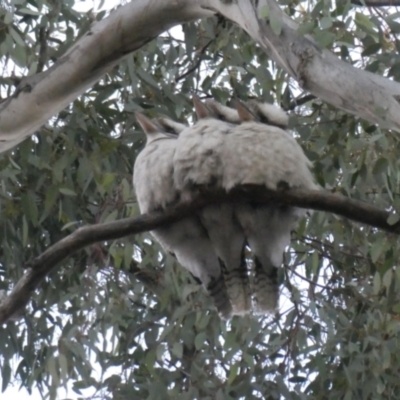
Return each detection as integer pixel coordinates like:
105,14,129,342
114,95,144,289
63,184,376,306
2,0,400,154
351,0,400,6
0,186,399,324
0,1,212,153
204,0,400,131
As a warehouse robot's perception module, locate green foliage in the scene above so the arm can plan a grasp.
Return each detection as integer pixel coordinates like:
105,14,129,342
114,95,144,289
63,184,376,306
1,0,400,399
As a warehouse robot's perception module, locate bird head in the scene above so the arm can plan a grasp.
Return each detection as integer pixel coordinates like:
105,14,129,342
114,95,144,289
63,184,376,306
247,100,289,129
234,99,289,129
155,118,186,135
192,94,240,123
135,112,184,144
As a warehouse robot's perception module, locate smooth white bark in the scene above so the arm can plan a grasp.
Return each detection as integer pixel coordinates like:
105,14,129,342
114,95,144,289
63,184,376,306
1,0,400,153
0,0,211,152
203,0,400,130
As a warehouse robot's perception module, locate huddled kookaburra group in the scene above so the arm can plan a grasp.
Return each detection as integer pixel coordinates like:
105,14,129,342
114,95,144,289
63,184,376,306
133,96,317,319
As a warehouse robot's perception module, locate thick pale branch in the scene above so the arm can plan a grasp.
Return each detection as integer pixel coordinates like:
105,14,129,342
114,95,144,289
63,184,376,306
351,0,400,5
2,0,400,153
204,0,400,131
0,186,399,324
0,1,211,152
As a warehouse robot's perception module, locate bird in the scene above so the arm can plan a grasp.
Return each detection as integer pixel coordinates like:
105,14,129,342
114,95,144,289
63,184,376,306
223,100,316,193
172,97,234,199
173,97,252,315
221,99,318,313
133,112,233,319
246,100,290,129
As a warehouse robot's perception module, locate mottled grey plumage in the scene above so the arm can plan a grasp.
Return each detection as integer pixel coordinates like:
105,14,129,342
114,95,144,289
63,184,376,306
133,113,232,318
224,101,315,192
173,111,231,199
173,98,251,315
222,100,317,313
133,98,316,317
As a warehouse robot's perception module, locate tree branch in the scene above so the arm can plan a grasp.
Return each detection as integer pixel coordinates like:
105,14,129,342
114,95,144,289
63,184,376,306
204,0,400,131
350,0,400,6
0,1,212,152
287,94,316,110
2,0,400,153
3,0,400,154
175,37,216,83
1,186,399,324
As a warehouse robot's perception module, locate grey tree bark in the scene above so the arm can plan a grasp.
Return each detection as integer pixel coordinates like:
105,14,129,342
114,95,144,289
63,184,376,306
202,0,400,130
0,0,399,152
0,1,211,152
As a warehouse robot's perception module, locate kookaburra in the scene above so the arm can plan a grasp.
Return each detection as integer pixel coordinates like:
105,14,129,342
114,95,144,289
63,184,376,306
173,98,234,196
221,100,317,313
173,97,251,315
133,113,232,318
224,100,316,193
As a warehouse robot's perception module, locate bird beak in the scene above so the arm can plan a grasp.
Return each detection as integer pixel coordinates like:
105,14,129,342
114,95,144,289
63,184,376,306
192,94,213,120
134,112,160,134
234,100,256,122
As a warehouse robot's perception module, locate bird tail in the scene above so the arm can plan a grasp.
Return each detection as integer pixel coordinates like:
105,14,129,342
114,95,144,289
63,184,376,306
207,273,233,319
223,248,252,315
199,204,250,316
252,256,279,314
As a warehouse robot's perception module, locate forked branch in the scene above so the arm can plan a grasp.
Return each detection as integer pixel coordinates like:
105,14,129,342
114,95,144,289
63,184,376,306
2,0,400,153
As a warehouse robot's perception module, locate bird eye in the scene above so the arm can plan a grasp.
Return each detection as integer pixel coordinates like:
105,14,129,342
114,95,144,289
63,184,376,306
258,114,270,124
164,126,177,134
216,113,227,122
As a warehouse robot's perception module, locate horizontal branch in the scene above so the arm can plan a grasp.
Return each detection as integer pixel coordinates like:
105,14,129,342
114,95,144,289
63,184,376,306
1,186,399,324
351,0,400,6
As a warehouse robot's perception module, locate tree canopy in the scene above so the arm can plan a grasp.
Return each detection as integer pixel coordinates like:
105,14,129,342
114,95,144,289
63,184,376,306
1,0,400,399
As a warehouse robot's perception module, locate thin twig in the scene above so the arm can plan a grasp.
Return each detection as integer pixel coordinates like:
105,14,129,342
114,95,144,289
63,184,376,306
175,38,216,83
